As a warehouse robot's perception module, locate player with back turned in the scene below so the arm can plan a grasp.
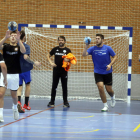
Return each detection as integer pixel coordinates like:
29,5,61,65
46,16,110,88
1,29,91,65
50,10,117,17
17,30,41,113
82,34,117,112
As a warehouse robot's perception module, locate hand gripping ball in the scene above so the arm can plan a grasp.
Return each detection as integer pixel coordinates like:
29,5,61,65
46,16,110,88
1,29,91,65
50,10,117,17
84,37,91,45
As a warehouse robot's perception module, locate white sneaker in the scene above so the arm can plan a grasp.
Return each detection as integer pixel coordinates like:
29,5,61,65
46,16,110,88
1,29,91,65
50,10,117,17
101,106,109,112
110,99,116,107
0,115,4,122
13,108,19,120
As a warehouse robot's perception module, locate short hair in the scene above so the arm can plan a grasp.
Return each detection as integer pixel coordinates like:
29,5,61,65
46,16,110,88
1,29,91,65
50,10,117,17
20,30,25,40
10,30,17,35
58,36,66,42
96,34,104,39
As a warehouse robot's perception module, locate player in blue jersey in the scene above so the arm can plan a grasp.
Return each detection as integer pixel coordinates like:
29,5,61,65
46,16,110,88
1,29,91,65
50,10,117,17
17,30,41,113
82,34,117,112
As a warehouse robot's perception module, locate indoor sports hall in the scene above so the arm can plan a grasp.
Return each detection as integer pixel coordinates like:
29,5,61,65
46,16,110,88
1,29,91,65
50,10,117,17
0,0,140,140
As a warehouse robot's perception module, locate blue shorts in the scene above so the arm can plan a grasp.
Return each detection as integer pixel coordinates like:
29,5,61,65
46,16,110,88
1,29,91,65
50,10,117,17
19,71,31,86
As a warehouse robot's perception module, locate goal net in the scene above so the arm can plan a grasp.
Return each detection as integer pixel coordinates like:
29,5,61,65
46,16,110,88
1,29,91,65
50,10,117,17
23,26,130,101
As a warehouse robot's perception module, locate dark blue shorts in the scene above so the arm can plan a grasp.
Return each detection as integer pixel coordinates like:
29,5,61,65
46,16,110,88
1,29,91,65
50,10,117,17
19,71,31,86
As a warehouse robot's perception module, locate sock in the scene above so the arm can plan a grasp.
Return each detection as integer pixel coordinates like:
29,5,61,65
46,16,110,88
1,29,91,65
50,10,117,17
13,104,17,109
111,94,115,100
104,102,108,107
0,108,3,117
25,97,29,106
18,96,21,102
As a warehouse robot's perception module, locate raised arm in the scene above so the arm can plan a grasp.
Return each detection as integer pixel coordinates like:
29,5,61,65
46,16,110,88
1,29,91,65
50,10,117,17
82,37,91,57
0,30,11,50
18,40,26,53
82,44,89,57
16,31,26,53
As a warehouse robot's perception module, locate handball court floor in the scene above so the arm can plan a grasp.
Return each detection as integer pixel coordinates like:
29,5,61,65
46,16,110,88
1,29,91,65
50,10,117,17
0,97,140,140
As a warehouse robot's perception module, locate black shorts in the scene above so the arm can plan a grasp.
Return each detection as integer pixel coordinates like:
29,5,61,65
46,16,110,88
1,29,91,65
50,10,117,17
94,73,112,85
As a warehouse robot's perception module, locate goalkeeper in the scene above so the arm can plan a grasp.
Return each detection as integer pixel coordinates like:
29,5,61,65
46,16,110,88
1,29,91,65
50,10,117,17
82,34,117,112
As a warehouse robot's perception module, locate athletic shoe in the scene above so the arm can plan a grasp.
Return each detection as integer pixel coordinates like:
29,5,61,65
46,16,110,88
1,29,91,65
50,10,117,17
101,106,109,112
17,101,25,113
23,103,31,110
13,108,19,120
47,102,55,107
0,115,4,122
63,102,70,108
110,99,116,107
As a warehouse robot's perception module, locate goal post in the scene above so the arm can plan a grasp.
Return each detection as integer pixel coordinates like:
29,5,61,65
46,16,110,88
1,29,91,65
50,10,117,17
18,24,133,103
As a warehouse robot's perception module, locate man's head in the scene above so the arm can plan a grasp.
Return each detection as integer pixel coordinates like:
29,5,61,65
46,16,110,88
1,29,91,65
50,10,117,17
96,34,104,47
20,30,26,42
58,36,66,47
9,31,17,44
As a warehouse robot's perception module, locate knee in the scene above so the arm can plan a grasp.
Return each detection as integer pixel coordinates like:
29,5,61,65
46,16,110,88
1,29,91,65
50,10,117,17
26,84,30,89
26,82,30,86
11,93,17,98
106,88,113,94
107,90,113,94
0,92,4,98
98,86,104,93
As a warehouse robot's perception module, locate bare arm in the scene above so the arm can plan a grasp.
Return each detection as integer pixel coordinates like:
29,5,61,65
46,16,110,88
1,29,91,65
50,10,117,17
82,44,89,57
109,55,117,66
0,30,11,50
47,53,57,67
16,31,26,53
24,54,41,67
0,63,7,87
0,37,7,50
106,55,117,71
18,40,26,53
